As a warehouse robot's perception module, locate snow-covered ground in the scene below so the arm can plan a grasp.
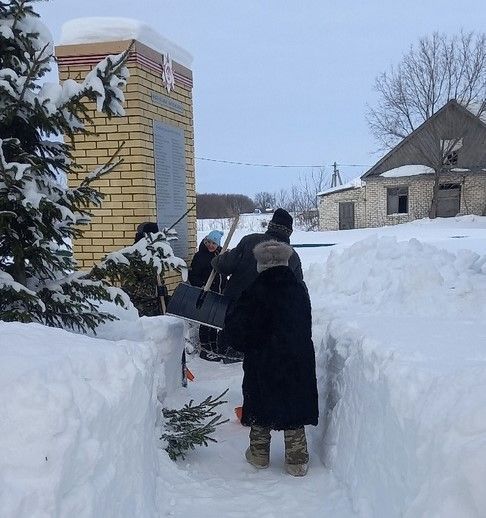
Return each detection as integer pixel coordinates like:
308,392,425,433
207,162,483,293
2,214,486,517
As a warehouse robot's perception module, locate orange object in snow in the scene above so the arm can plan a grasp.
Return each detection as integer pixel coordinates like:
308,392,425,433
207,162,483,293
234,406,243,421
185,368,195,381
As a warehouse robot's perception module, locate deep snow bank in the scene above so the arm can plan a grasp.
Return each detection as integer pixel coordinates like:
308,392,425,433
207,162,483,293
0,317,184,518
308,236,486,517
318,234,486,317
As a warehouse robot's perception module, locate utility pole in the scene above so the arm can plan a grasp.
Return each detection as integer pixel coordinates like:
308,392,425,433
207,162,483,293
330,162,343,187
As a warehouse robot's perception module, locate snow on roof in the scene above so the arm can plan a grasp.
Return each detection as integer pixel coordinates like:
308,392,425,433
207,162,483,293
317,176,363,196
59,17,193,68
380,165,434,178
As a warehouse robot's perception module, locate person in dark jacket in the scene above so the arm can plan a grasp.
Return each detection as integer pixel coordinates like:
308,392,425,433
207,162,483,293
211,208,304,362
224,240,318,477
188,230,226,361
212,208,303,301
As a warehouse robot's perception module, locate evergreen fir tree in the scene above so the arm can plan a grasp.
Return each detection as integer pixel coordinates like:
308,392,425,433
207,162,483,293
0,0,131,332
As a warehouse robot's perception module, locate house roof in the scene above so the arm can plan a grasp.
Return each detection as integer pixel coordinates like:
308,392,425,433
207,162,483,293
362,99,486,179
317,176,363,197
379,165,435,178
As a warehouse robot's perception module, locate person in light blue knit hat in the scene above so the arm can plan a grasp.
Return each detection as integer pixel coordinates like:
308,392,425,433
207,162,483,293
205,230,223,247
188,229,226,360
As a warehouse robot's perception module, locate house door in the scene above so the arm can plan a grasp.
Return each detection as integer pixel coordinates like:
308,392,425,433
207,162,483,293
437,184,461,217
339,202,355,230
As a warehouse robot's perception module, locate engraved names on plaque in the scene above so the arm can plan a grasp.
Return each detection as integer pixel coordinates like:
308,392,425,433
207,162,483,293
153,120,188,258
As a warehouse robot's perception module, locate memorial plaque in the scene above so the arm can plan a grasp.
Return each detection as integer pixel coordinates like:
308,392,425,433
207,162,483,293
153,120,188,258
151,92,185,115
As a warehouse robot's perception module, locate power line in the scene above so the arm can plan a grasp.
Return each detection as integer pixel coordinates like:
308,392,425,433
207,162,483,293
195,156,371,168
196,157,320,168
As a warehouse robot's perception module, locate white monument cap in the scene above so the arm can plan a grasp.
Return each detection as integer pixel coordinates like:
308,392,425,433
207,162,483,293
60,17,193,68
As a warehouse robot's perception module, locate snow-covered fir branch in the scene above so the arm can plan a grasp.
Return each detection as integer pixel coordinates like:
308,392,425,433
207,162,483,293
101,231,187,276
91,232,188,303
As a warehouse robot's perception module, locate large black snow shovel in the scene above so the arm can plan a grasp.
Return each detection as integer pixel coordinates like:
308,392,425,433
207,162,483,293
166,215,239,329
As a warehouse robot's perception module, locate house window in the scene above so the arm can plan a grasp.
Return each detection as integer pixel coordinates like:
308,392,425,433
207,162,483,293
387,187,408,215
445,150,458,166
441,138,463,166
439,183,461,191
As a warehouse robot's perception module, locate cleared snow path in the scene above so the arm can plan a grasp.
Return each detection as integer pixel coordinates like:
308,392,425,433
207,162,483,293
159,356,355,518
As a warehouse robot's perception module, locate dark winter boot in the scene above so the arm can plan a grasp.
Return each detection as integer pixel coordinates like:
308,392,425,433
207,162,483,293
199,328,222,362
284,427,309,477
199,348,221,362
216,331,243,364
246,425,271,469
222,346,244,364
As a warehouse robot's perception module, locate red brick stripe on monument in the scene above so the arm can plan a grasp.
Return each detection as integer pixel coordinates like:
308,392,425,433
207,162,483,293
56,52,193,89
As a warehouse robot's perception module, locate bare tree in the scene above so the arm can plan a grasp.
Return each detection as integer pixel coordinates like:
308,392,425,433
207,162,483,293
254,191,276,211
298,168,328,210
368,31,486,217
196,193,254,219
369,31,486,149
274,188,290,209
284,168,328,229
228,194,254,217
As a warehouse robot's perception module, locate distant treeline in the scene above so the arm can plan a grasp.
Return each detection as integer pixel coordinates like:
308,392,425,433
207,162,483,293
196,193,255,219
197,167,326,229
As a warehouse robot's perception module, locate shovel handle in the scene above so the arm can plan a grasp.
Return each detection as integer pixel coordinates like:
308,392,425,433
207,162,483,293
196,289,208,309
156,274,167,315
203,214,240,292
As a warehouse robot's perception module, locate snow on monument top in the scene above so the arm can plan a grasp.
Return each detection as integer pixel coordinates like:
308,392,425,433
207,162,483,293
59,17,193,68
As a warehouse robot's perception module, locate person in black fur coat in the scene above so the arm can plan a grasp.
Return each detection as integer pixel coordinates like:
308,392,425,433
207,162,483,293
188,230,226,361
223,240,318,476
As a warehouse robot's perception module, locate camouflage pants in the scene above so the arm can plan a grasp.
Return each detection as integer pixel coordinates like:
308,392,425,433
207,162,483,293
249,426,271,465
249,425,309,465
284,427,309,465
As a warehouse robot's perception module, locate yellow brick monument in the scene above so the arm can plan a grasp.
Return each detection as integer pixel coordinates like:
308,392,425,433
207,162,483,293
55,19,196,292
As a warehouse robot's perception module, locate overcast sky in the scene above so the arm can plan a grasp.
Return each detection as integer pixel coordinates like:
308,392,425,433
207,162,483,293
38,0,486,197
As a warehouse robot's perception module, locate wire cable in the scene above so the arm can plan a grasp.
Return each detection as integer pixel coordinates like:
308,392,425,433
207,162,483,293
195,156,371,168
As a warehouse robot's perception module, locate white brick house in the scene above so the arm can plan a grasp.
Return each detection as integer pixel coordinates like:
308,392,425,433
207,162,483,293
318,100,486,231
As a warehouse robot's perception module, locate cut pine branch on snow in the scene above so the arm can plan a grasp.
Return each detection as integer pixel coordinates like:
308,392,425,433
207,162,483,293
160,390,229,461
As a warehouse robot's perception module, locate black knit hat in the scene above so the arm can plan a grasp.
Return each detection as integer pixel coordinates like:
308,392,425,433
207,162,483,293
134,221,159,243
270,208,293,231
